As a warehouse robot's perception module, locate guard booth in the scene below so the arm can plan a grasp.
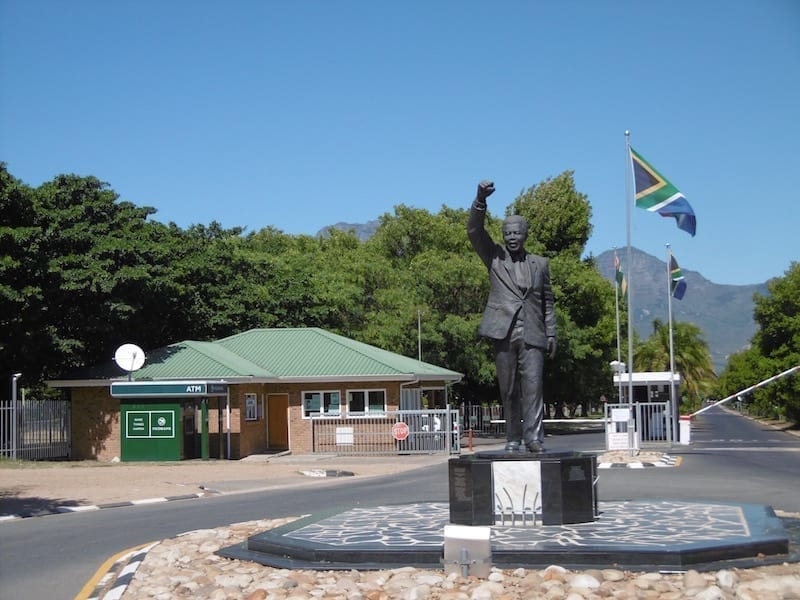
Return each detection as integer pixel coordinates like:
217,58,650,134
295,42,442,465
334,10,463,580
610,371,681,446
111,381,229,461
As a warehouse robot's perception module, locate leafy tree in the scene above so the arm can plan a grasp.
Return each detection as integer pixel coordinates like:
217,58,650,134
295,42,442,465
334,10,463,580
370,204,474,260
635,318,716,413
2,162,626,420
241,228,371,334
164,222,265,340
715,347,775,413
20,173,164,381
0,165,40,390
753,262,800,365
506,171,593,259
1,168,243,385
719,262,800,420
365,179,618,414
544,254,618,417
366,205,498,403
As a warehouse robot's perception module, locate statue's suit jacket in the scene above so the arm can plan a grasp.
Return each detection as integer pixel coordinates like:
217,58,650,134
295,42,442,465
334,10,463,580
467,201,556,349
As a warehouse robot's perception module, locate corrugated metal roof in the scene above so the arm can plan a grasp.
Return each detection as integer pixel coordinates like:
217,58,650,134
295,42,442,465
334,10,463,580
131,341,276,379
50,328,462,384
215,328,461,379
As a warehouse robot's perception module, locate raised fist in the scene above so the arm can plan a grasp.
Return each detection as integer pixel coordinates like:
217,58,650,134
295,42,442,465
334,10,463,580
477,180,495,202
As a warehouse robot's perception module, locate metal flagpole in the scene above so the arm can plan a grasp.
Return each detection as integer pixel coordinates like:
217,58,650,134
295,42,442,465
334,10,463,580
666,243,678,444
418,308,422,361
613,248,624,403
624,131,636,454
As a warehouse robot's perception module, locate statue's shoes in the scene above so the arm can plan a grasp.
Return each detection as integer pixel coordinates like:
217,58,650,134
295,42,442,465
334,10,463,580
504,441,522,452
526,441,545,453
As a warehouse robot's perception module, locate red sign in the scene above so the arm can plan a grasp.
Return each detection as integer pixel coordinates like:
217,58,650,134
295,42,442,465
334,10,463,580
392,421,410,441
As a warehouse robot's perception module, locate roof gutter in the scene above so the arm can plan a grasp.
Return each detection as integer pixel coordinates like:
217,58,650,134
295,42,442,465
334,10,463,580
48,372,462,388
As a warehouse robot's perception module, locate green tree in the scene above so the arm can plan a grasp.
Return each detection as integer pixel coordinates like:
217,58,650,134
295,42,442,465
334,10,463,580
0,165,40,388
545,254,618,417
241,228,370,333
720,262,800,420
364,179,618,413
2,161,625,418
1,167,230,385
24,173,165,381
715,347,774,413
366,205,497,403
635,318,716,413
506,171,593,259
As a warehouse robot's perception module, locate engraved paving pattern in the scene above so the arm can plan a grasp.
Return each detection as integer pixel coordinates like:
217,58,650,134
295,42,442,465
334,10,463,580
285,500,751,550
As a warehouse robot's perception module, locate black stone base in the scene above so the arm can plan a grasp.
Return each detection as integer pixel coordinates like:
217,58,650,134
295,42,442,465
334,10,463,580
217,500,796,572
449,451,597,526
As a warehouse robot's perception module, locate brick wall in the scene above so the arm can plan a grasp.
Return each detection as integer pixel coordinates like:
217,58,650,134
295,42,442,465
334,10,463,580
234,384,267,457
285,381,402,454
67,380,408,460
70,388,120,461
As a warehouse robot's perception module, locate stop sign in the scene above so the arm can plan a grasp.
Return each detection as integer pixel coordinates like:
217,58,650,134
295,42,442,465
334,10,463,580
392,421,410,441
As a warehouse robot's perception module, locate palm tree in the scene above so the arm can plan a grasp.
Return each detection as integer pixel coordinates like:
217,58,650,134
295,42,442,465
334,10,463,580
635,319,716,410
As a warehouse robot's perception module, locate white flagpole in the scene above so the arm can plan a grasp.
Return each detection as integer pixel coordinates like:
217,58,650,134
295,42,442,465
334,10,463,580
624,131,636,454
418,308,422,361
613,248,623,403
666,243,677,444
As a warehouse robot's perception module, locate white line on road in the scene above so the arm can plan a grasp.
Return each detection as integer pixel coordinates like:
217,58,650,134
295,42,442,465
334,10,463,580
689,447,800,452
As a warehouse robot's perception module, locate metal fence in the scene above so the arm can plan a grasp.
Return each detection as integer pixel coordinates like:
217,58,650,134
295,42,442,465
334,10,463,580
310,407,460,455
461,403,504,435
604,401,673,449
0,398,71,460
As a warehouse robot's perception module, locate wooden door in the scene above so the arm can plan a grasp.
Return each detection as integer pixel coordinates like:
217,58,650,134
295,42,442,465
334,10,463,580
267,394,289,449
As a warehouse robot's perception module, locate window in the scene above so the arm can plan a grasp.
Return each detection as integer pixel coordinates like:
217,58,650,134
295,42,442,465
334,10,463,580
303,391,341,418
347,389,386,416
245,394,259,421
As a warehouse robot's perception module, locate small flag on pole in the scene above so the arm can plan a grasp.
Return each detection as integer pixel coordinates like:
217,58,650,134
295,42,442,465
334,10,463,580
614,250,627,301
631,147,696,237
670,254,687,300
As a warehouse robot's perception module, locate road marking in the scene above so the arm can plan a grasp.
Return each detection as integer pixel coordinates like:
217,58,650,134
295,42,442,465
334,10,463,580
689,447,800,452
74,541,157,600
705,439,795,443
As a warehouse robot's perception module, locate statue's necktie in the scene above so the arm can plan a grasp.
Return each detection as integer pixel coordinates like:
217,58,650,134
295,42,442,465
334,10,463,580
513,259,530,293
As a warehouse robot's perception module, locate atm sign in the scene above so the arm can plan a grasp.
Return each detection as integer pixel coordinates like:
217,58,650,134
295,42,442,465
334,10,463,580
111,382,228,397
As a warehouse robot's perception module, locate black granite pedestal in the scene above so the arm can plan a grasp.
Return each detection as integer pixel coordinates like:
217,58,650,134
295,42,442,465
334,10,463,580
449,450,597,526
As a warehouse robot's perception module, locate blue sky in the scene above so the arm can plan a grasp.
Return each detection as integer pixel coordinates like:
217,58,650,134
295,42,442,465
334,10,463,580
2,1,798,286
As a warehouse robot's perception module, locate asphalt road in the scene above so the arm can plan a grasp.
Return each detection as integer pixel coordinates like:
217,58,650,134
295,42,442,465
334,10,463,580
597,407,800,510
1,407,798,600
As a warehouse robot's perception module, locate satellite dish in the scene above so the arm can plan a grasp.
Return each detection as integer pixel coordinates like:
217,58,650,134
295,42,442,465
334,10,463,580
114,343,146,372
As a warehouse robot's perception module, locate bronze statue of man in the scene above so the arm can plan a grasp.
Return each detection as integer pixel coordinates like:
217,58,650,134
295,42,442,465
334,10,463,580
468,180,557,453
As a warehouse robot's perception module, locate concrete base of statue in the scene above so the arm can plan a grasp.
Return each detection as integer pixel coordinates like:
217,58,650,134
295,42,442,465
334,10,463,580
448,449,597,527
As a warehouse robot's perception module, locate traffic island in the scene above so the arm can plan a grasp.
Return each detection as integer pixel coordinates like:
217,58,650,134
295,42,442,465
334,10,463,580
217,499,793,572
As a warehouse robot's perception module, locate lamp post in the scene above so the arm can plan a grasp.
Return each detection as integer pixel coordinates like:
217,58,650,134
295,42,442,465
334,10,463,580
10,373,21,460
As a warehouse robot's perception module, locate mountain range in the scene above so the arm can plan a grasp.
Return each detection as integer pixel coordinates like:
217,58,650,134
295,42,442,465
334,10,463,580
319,222,769,373
594,248,768,373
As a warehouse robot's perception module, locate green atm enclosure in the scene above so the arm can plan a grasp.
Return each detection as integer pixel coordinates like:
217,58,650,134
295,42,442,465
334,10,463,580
111,381,228,462
121,400,182,461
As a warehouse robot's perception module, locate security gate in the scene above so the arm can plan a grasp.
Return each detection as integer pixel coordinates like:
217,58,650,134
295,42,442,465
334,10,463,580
310,407,460,455
605,401,673,449
0,397,71,460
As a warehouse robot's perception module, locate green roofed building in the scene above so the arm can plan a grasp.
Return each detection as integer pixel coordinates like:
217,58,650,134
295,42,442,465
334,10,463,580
48,328,463,461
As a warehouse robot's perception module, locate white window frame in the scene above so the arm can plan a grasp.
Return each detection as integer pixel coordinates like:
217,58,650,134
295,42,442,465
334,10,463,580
347,389,387,416
302,390,342,419
244,393,259,421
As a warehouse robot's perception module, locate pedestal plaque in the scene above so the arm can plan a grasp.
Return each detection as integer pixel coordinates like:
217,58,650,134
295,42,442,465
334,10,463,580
448,451,597,526
449,456,493,525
